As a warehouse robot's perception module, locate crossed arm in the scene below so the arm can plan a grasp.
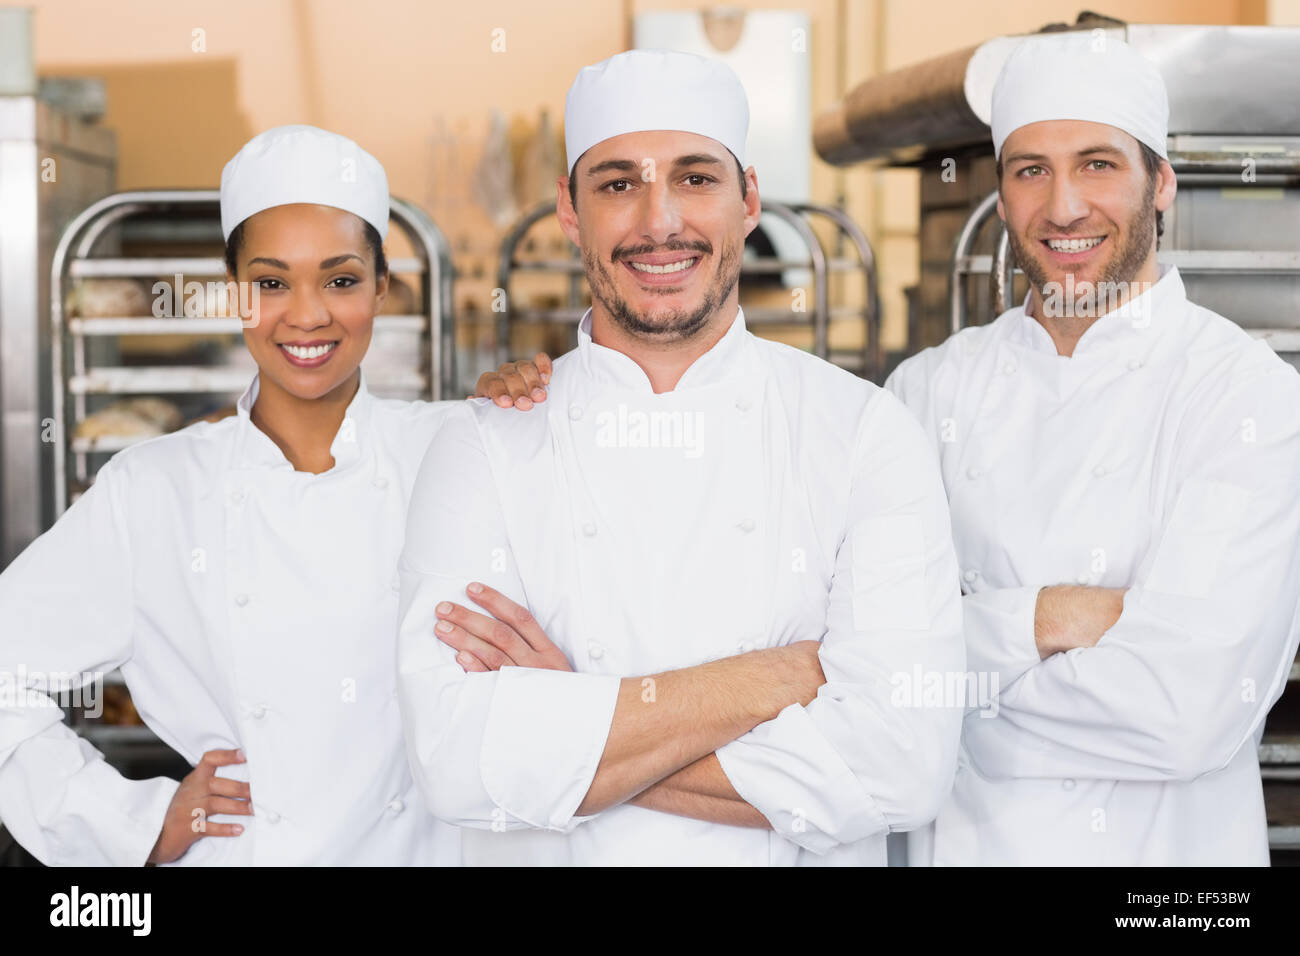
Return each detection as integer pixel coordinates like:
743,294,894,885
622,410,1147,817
959,374,1300,783
399,389,963,846
433,583,819,826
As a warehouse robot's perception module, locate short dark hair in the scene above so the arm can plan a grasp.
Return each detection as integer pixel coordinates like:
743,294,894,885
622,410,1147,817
568,154,748,210
994,141,1166,242
224,217,389,278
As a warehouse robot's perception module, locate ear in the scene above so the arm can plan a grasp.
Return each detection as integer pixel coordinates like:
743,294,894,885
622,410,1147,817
1154,159,1177,213
556,174,581,248
373,266,390,307
996,190,1006,223
741,165,762,238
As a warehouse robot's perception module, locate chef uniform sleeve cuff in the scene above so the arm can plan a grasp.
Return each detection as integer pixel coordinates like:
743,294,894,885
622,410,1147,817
961,586,1042,695
479,667,620,831
47,756,180,867
715,703,888,854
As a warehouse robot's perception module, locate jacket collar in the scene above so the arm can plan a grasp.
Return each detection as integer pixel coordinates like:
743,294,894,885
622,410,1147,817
234,369,373,471
576,306,750,391
1014,265,1185,358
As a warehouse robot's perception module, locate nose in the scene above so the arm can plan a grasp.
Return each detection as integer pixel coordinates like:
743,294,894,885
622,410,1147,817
638,177,684,246
285,286,331,331
1045,172,1091,231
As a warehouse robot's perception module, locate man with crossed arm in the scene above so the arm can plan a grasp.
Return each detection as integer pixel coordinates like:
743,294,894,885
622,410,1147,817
888,34,1300,865
396,50,964,865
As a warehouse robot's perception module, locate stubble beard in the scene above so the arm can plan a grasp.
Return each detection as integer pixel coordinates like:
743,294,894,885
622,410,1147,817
583,237,743,344
1009,179,1157,317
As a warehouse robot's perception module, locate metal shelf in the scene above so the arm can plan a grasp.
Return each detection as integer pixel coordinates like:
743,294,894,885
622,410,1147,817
1268,826,1300,849
1260,735,1300,765
1158,250,1300,274
1249,328,1300,354
69,365,426,396
70,434,145,455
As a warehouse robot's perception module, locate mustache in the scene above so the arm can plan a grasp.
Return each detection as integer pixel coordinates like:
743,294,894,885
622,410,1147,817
611,239,712,263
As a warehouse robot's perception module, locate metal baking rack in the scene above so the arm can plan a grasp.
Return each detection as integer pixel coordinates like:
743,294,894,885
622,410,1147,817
495,199,882,381
47,189,454,754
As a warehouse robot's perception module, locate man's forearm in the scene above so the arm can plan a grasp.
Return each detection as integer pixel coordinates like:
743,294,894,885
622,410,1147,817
575,642,821,815
1034,585,1127,658
627,754,770,828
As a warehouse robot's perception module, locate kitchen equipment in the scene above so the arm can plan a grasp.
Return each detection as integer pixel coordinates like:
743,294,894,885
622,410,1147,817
0,81,116,565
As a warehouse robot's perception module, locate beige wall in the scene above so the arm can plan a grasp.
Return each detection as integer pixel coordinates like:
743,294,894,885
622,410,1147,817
27,0,1272,356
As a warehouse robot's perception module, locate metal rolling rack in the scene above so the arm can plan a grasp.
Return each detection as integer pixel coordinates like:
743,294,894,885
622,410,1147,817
495,199,883,381
949,151,1300,854
47,189,455,757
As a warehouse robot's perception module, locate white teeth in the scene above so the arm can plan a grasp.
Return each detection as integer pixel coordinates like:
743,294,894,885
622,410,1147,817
629,258,697,274
1046,237,1104,252
282,343,337,360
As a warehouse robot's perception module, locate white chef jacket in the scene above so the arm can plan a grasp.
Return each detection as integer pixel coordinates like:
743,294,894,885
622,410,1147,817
886,266,1300,866
397,307,965,866
0,372,460,865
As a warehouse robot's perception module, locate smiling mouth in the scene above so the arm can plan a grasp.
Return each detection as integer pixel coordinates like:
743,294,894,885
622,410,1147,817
627,257,699,274
277,341,339,365
1043,236,1106,253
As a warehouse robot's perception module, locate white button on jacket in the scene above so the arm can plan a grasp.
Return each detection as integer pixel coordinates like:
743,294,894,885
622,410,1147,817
397,308,965,866
0,373,460,865
888,267,1300,866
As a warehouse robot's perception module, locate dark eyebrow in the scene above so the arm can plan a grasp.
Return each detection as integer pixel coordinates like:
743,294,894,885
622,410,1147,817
1005,144,1127,166
1076,144,1126,159
585,159,639,177
671,153,724,169
247,256,289,269
245,254,362,270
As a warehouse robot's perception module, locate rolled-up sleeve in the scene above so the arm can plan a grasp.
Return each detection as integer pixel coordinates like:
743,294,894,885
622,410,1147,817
0,458,178,866
397,404,619,831
715,390,966,853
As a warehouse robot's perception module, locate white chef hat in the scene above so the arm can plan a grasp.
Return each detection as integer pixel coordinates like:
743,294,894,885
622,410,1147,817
564,49,749,174
219,124,390,241
990,33,1169,161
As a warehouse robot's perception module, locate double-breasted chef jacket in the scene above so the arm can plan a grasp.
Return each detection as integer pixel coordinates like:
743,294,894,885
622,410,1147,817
887,266,1300,865
0,372,461,865
397,307,967,865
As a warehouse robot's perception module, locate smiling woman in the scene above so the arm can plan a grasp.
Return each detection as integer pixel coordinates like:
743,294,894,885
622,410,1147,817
226,201,388,473
0,123,551,868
